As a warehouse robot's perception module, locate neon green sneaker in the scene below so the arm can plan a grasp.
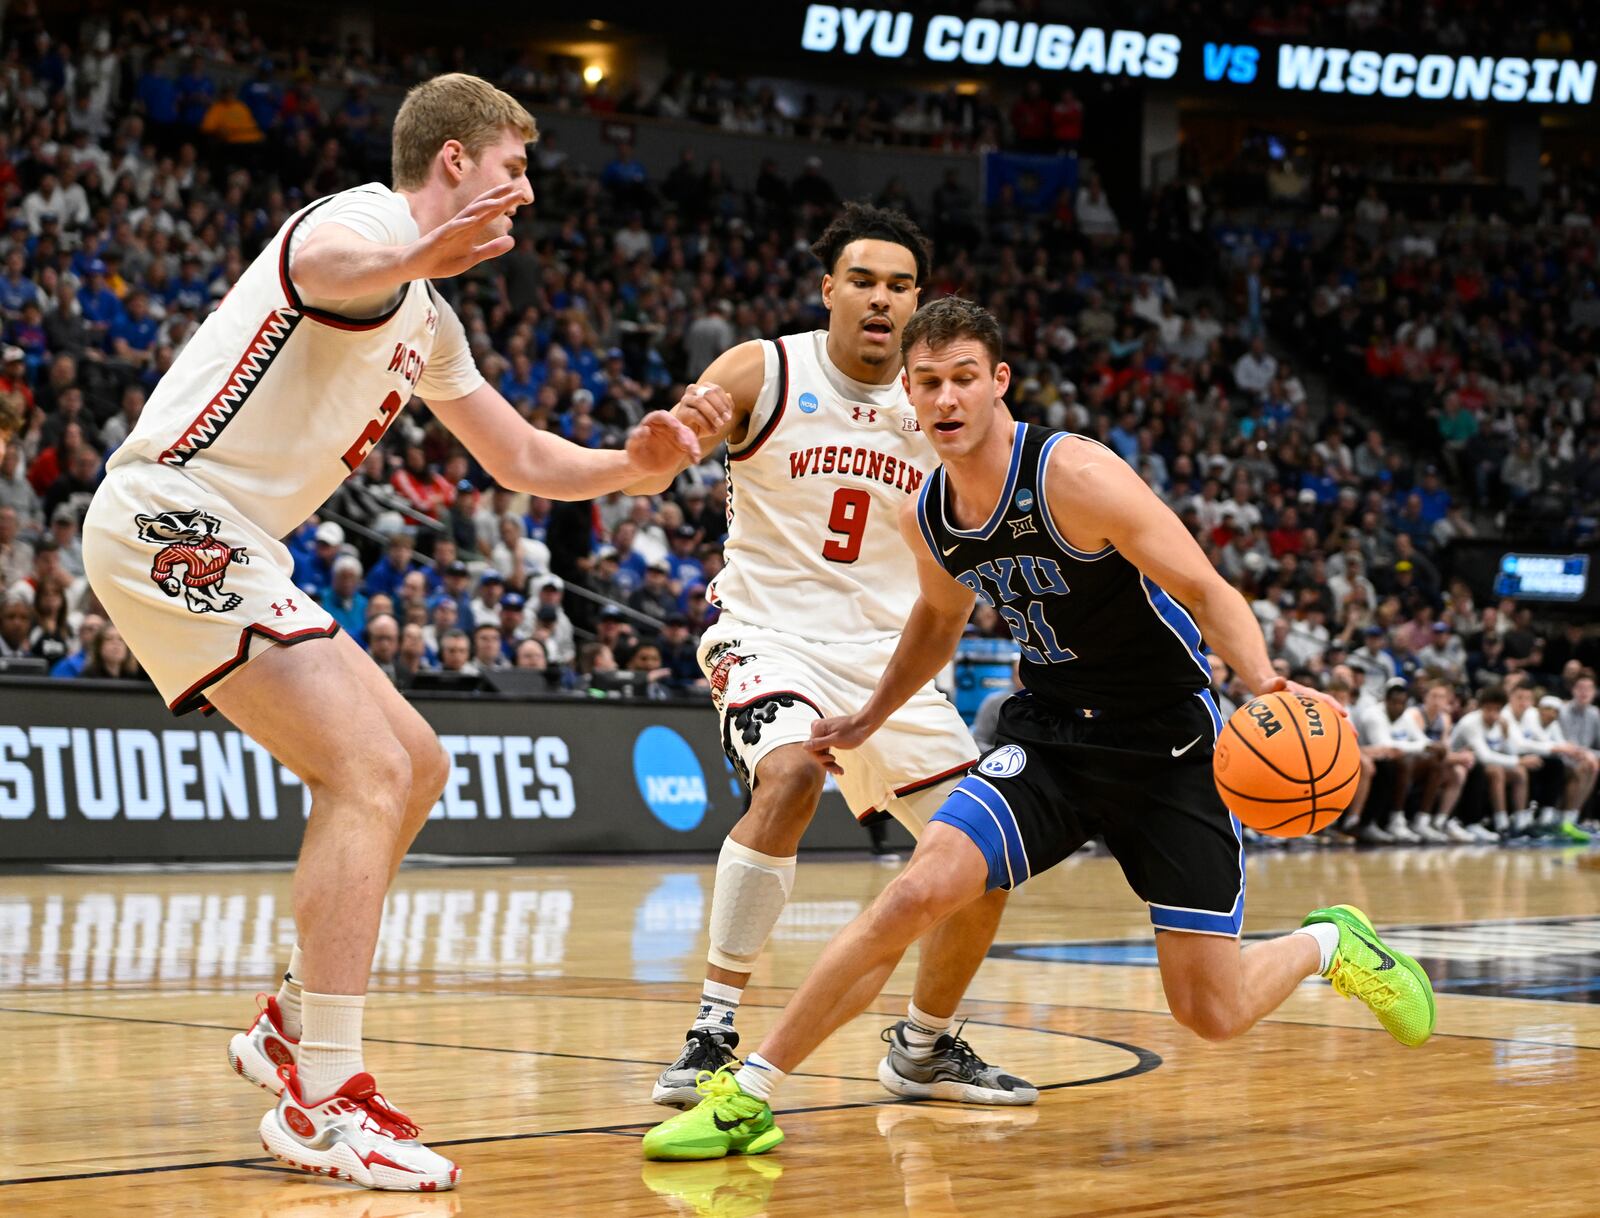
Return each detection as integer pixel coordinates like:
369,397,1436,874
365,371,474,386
642,1067,785,1162
1302,904,1436,1048
1558,820,1592,844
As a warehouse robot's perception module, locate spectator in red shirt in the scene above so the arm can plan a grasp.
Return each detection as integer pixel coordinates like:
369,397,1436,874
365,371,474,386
1051,89,1083,149
1269,505,1307,558
1009,81,1052,152
390,444,455,519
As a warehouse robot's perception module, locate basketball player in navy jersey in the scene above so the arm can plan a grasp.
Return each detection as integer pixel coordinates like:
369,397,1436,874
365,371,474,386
644,296,1435,1161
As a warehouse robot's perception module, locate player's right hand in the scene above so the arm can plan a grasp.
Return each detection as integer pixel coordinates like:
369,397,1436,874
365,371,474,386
676,382,736,439
807,713,877,775
407,182,530,279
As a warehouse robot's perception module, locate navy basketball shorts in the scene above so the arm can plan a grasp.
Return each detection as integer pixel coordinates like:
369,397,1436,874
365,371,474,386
930,689,1246,937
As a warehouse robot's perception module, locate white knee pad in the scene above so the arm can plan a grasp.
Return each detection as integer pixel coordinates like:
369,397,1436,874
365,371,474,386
707,838,796,972
885,777,965,841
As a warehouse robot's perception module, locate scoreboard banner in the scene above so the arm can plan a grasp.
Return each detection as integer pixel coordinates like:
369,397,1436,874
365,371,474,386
0,684,882,861
798,4,1600,107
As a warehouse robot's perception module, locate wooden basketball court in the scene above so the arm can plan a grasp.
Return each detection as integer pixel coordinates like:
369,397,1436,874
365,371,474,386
4,846,1599,1216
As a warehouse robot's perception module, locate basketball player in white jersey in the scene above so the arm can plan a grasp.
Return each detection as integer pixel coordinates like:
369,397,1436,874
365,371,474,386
82,75,724,1192
635,204,1034,1110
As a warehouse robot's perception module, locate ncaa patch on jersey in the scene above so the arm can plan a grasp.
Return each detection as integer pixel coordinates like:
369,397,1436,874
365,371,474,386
979,745,1027,779
1014,488,1035,513
798,391,819,413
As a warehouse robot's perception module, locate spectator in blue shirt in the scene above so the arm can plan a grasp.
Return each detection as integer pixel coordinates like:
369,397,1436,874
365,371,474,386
609,521,650,594
664,524,704,588
107,291,159,367
498,352,541,405
363,527,425,601
293,520,345,599
77,261,124,339
166,256,212,314
321,556,370,643
602,142,648,194
49,614,106,679
1415,466,1452,525
137,56,180,128
0,250,39,317
176,56,216,128
241,61,282,133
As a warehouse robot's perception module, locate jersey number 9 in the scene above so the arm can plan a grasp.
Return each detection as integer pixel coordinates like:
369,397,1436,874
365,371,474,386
821,488,870,564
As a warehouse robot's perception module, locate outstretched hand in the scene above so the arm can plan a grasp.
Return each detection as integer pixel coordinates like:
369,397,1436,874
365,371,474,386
406,182,530,280
625,411,702,478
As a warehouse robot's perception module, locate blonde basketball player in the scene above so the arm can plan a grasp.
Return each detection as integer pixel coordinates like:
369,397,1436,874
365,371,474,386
636,204,1033,1110
82,75,726,1192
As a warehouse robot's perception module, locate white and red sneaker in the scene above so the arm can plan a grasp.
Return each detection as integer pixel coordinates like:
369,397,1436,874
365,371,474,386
260,1065,460,1192
228,994,299,1095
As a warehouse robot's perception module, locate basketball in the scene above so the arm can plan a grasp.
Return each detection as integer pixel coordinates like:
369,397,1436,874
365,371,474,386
1213,692,1360,837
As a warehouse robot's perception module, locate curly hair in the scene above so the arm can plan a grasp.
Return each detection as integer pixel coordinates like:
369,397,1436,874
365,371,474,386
810,202,932,284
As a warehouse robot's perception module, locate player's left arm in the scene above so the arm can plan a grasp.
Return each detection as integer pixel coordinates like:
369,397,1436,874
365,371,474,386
418,299,728,501
1044,439,1345,716
428,380,728,501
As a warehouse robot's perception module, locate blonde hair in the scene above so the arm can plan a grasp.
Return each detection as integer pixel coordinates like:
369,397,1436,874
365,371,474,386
391,73,538,190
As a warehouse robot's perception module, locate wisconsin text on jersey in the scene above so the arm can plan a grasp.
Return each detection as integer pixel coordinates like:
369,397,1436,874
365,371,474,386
786,445,927,493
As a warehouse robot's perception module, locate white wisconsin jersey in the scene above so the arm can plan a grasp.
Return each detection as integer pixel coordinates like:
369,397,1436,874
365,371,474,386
109,184,484,540
709,330,935,643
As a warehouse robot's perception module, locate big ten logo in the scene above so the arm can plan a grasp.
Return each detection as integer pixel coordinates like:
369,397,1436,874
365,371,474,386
432,734,574,820
1296,696,1327,738
1246,700,1283,738
633,726,709,831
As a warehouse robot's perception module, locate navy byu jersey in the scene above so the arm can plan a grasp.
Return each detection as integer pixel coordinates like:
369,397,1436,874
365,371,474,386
916,422,1211,713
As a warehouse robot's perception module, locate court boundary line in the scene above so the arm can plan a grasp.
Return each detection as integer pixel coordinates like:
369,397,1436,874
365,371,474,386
0,1009,1159,1189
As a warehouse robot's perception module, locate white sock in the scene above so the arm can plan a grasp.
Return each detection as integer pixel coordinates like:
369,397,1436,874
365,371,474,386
298,991,365,1100
1293,922,1341,977
900,1000,954,1062
733,1052,786,1103
693,979,743,1035
1493,810,1510,833
1562,809,1579,824
276,944,304,1040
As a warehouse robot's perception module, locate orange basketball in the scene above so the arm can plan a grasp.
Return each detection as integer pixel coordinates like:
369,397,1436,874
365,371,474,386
1212,692,1360,837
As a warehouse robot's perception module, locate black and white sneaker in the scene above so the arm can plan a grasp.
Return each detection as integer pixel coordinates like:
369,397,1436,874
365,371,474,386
651,1027,742,1108
877,1020,1038,1106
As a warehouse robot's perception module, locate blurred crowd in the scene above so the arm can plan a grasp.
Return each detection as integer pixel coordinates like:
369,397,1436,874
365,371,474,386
1,3,1597,842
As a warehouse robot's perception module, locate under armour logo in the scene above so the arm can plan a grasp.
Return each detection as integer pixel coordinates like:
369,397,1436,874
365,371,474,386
271,598,298,616
1008,517,1038,539
851,407,877,423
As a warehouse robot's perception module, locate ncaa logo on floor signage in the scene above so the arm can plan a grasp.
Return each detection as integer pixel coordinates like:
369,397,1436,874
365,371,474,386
632,726,708,830
979,745,1027,778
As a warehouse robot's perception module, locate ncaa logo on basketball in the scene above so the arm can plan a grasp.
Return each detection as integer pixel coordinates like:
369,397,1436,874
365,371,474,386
979,745,1027,778
1014,488,1035,513
798,391,819,414
632,726,709,831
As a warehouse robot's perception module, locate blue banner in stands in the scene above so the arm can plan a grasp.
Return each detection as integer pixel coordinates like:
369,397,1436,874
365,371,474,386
984,152,1079,213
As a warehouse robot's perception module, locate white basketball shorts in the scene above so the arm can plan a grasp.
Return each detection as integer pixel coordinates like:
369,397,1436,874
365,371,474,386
699,616,977,822
82,463,338,715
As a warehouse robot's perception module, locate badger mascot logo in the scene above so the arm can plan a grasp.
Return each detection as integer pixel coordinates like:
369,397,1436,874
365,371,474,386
135,509,250,614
